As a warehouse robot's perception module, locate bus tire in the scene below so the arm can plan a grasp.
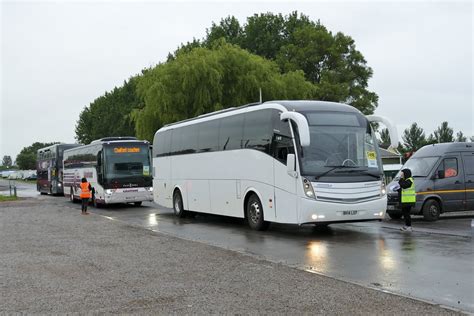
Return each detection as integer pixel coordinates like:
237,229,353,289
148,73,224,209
70,189,77,203
93,196,102,208
173,190,186,218
246,194,270,231
422,199,441,221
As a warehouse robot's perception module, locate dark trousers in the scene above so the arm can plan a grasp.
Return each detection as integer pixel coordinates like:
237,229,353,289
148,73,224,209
402,204,412,227
81,198,89,212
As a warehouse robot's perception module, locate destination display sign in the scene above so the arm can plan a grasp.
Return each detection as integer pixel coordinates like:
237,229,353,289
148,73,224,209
113,147,141,153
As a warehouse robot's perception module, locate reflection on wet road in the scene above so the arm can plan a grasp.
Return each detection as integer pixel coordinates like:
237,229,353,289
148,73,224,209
5,180,473,312
85,202,474,312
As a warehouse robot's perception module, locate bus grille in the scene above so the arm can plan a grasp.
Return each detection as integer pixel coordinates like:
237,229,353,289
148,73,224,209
312,181,382,204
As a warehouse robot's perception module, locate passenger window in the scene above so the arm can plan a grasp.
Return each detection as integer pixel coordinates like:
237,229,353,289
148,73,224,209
438,158,458,178
218,114,244,151
243,110,272,154
198,120,219,152
181,125,198,154
170,129,182,155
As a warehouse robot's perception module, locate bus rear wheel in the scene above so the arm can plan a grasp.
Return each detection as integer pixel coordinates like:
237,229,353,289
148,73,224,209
173,190,186,218
246,194,270,231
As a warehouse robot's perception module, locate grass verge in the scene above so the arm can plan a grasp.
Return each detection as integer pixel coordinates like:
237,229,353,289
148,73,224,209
0,195,18,202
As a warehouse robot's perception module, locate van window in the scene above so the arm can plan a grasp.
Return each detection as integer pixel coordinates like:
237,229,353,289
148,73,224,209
463,155,474,175
437,158,458,178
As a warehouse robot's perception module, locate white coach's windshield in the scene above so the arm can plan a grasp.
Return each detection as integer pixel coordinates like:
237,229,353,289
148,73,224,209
300,111,383,178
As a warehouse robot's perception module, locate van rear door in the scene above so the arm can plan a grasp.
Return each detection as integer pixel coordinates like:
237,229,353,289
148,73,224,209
433,154,466,212
461,152,474,211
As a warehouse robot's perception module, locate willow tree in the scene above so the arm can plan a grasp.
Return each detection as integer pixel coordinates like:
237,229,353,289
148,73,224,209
133,41,314,141
173,11,378,114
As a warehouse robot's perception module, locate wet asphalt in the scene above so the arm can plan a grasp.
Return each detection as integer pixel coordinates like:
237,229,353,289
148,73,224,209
2,179,474,313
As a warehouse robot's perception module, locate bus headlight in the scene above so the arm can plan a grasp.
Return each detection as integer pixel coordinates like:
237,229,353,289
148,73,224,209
146,187,153,192
106,189,113,194
303,177,316,199
381,181,387,197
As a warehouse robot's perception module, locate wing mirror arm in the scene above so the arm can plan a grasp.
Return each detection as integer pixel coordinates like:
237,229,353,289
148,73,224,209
286,154,298,178
366,115,399,152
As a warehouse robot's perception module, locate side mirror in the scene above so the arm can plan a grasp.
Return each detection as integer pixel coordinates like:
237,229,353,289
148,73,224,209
280,112,310,147
366,115,399,149
437,170,445,179
287,154,298,178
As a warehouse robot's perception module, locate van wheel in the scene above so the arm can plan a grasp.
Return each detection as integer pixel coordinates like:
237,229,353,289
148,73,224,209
173,190,186,218
423,199,441,221
246,194,270,231
387,212,403,220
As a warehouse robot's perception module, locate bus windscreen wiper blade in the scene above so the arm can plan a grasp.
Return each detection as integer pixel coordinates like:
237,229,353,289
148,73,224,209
315,165,358,180
340,168,382,178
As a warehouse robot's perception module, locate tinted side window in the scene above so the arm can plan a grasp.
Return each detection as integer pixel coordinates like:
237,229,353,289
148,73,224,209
170,129,182,155
218,114,244,151
181,125,198,154
198,120,219,152
154,130,171,157
243,110,272,154
463,155,474,175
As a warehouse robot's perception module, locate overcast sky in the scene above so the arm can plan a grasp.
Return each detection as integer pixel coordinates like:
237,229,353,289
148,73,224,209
1,0,473,161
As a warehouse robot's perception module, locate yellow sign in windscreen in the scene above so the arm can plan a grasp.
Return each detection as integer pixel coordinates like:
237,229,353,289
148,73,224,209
366,151,376,160
114,147,141,153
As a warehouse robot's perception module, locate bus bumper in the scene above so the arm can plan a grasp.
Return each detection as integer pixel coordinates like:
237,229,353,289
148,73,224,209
298,196,387,224
104,188,154,204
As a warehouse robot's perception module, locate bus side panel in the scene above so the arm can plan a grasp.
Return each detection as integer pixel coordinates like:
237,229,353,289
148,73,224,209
237,151,276,221
171,154,210,212
153,156,173,208
273,161,298,224
207,151,252,217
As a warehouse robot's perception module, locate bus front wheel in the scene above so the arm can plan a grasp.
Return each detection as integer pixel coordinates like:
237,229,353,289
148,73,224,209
246,194,270,231
173,190,186,218
70,189,77,203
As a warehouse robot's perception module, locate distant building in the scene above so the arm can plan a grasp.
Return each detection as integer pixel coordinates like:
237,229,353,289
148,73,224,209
380,148,402,184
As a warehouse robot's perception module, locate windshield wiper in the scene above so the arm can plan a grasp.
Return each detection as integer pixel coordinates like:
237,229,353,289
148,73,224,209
341,168,382,179
315,165,358,180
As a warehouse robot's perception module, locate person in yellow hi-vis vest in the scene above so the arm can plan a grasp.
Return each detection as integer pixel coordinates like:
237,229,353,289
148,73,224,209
398,169,416,232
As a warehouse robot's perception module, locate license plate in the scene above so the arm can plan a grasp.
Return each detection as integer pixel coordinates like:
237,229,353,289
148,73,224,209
387,205,395,210
343,210,358,215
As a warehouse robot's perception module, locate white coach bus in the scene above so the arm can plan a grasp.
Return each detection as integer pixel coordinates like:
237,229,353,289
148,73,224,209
152,101,398,230
63,137,153,207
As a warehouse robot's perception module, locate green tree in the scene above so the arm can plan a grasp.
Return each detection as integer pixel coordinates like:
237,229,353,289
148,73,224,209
455,131,467,142
16,142,58,170
377,128,391,148
75,76,143,144
133,42,314,141
433,121,454,143
203,12,377,114
2,155,12,167
402,123,427,152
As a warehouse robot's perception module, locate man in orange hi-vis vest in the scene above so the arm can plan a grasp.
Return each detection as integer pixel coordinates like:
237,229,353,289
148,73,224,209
80,177,92,215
